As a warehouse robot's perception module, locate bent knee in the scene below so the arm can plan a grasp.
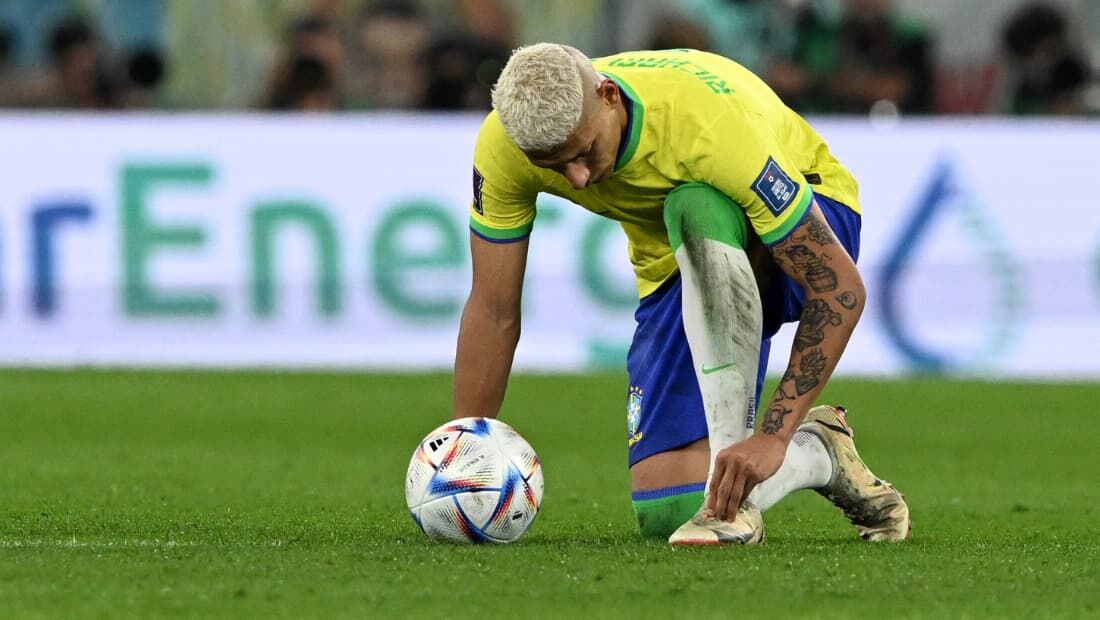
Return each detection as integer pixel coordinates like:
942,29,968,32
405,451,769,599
663,183,748,250
630,441,709,539
632,483,706,540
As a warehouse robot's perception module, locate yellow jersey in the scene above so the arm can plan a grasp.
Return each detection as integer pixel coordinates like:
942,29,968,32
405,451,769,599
470,49,860,299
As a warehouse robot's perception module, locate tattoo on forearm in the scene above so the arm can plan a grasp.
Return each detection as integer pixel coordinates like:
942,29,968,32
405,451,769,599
794,348,828,396
806,218,837,245
761,403,793,434
782,245,838,293
793,299,843,352
777,368,797,400
836,291,858,310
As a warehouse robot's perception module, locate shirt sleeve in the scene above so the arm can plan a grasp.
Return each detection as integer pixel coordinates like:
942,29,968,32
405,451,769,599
682,107,814,246
469,114,538,243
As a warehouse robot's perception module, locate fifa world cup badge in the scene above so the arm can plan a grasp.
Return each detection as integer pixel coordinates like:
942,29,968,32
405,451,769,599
627,386,644,447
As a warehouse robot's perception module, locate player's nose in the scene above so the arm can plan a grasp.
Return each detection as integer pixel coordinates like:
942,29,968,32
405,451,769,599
564,161,590,189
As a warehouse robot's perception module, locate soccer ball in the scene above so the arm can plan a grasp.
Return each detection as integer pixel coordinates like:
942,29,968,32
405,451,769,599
405,417,543,543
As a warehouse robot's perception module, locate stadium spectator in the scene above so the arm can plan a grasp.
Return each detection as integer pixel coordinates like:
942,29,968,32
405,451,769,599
17,16,118,109
423,33,507,110
667,0,796,76
258,12,347,111
0,23,16,105
118,46,167,109
298,0,346,22
286,13,347,91
1000,2,1093,116
771,0,934,115
0,23,13,71
424,0,516,51
644,13,711,52
351,0,432,109
264,55,340,111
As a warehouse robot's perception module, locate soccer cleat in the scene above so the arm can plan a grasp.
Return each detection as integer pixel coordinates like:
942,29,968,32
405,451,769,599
799,405,911,542
667,502,765,545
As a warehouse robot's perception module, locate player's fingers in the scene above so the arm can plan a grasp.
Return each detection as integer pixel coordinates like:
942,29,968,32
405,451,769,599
706,459,727,514
724,473,746,521
740,479,758,512
713,468,737,520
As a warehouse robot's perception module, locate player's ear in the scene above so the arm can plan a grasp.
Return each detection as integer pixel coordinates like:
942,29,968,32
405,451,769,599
596,78,620,106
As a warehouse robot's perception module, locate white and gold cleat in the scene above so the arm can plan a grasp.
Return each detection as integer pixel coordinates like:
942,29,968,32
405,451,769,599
800,405,911,542
668,502,765,545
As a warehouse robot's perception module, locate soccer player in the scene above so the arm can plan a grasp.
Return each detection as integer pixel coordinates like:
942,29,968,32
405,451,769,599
453,43,910,544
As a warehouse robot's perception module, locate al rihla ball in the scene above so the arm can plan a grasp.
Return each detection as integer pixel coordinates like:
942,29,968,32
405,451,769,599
405,416,543,543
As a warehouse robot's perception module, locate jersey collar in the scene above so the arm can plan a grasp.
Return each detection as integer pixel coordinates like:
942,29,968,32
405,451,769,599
602,71,644,172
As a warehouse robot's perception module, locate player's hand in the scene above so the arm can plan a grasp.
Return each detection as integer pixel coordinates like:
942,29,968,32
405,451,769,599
707,433,787,520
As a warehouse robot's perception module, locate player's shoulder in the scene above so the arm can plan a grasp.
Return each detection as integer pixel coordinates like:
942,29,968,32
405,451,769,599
474,111,530,170
473,110,550,196
475,110,512,150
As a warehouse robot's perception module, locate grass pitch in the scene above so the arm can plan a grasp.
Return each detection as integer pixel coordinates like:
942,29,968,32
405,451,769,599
1,370,1098,618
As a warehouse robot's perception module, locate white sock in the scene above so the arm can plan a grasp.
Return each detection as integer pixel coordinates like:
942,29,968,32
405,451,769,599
675,239,762,498
748,430,833,512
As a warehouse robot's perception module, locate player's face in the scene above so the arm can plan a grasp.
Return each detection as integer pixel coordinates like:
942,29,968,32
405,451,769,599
526,78,624,190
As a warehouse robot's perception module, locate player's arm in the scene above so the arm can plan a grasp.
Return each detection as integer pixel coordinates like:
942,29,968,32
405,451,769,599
706,204,864,519
458,113,540,419
760,204,865,441
683,107,865,439
453,228,530,420
682,105,865,517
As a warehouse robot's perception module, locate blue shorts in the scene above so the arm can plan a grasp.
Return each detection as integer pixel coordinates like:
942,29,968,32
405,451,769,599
625,194,861,466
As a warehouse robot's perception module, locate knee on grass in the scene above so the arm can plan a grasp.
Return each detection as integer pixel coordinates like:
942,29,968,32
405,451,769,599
632,487,705,540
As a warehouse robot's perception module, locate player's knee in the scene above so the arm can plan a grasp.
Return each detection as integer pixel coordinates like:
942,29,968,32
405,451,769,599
663,183,748,250
631,487,705,540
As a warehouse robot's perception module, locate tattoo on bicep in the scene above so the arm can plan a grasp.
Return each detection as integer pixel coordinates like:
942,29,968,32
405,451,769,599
782,245,838,293
836,291,858,310
793,299,843,352
761,402,793,434
794,348,828,396
806,217,837,246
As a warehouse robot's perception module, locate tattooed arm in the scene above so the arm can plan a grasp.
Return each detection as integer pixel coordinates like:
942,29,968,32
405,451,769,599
706,201,864,519
758,202,865,441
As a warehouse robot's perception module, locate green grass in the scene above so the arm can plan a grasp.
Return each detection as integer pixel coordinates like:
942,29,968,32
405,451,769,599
1,370,1099,618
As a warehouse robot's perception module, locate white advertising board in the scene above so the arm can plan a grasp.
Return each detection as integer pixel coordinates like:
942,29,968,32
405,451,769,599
0,115,1097,377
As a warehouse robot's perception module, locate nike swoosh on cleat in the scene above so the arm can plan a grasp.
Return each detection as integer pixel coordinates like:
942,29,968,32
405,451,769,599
818,421,852,436
701,362,736,375
715,531,752,544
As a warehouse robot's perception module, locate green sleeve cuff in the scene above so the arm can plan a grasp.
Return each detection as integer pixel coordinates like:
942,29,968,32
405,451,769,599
760,188,813,246
469,217,533,243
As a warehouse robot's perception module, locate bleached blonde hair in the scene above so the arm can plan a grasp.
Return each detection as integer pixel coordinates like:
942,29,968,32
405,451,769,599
491,43,586,153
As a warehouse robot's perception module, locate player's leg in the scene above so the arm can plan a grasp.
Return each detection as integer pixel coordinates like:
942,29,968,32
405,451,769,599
662,183,761,496
764,194,909,541
805,195,909,539
624,273,710,540
625,301,835,540
660,183,764,543
628,184,833,542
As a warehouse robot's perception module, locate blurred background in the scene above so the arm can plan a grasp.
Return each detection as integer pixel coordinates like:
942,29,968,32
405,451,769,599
0,0,1098,379
0,0,1097,115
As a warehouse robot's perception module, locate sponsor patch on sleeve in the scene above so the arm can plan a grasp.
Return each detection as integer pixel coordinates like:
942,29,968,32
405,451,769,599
751,157,800,216
472,166,485,215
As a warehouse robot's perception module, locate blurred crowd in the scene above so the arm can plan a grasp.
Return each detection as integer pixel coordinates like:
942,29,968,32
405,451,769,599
0,0,1096,116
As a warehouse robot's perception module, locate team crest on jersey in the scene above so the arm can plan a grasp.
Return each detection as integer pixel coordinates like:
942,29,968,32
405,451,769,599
752,157,800,215
627,386,644,447
472,166,485,214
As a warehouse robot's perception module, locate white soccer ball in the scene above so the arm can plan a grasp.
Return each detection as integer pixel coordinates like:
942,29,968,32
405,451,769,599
405,417,543,543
